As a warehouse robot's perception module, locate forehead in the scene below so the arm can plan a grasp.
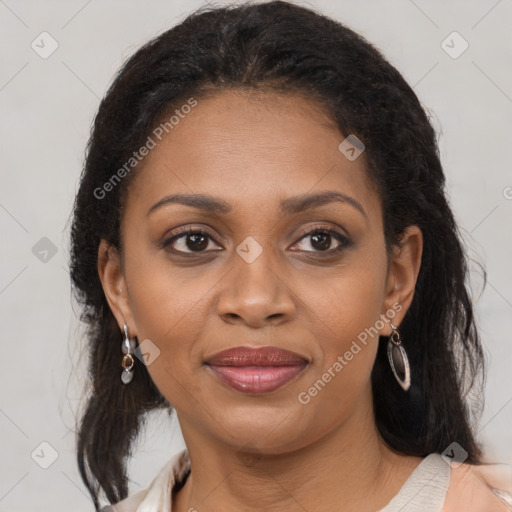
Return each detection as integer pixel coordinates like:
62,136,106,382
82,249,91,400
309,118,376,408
125,89,381,222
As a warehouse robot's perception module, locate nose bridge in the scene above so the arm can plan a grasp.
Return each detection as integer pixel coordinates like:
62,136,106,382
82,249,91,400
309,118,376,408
217,235,294,326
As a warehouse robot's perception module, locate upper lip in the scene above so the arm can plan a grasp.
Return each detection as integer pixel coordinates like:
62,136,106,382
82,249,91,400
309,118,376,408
205,346,308,367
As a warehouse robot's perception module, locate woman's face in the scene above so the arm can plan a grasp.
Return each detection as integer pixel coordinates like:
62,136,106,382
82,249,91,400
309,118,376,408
100,89,421,455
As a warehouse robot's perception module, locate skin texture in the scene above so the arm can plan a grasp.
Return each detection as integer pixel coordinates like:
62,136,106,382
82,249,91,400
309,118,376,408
98,89,424,512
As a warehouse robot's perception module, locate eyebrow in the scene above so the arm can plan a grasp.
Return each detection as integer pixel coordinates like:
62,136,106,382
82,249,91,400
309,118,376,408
147,191,368,220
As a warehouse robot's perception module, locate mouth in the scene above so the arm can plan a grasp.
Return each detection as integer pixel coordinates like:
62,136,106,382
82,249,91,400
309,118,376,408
204,346,309,394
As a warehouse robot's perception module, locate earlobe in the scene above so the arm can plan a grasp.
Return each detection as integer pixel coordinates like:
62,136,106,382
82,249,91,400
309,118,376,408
381,225,423,334
97,239,134,333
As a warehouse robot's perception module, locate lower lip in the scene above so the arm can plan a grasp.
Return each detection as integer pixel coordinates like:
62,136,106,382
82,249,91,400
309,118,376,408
207,365,306,393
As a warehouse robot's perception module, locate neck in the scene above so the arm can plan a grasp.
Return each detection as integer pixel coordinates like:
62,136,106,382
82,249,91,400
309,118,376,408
173,387,420,512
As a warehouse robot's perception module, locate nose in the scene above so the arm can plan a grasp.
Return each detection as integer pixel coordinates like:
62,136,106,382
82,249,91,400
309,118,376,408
217,245,296,329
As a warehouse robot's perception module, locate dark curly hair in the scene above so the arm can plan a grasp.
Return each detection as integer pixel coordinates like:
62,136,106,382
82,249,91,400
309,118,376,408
69,1,486,509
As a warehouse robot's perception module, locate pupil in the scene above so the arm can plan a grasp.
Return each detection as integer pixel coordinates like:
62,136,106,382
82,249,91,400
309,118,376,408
312,233,330,250
187,234,208,251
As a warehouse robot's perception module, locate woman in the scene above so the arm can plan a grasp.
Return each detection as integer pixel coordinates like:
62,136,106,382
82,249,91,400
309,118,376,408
69,1,512,511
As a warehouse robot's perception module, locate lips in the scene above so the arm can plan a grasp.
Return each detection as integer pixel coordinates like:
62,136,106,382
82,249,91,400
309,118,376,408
206,346,308,366
205,346,308,394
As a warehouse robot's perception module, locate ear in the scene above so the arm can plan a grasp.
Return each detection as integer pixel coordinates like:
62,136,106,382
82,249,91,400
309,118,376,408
379,225,423,336
97,239,137,336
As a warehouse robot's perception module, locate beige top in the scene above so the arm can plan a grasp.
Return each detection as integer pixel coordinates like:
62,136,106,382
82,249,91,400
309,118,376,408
103,449,512,512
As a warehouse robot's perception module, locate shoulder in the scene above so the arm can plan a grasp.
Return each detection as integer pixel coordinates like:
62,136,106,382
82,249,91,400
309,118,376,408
102,449,191,512
443,458,512,511
101,489,147,512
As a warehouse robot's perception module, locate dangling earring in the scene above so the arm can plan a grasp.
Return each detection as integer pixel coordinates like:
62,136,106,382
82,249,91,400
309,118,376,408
121,324,136,384
387,322,411,391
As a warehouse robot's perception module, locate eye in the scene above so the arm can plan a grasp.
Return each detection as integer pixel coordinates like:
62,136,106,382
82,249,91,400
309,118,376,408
162,227,222,254
292,227,350,254
162,225,351,256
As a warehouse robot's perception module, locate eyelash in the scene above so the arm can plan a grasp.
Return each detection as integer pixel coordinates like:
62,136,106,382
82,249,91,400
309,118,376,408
161,225,351,256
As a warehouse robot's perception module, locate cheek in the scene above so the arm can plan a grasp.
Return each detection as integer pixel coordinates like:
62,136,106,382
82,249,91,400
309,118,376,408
294,290,382,424
125,241,209,333
123,252,207,381
298,251,387,389
305,253,387,341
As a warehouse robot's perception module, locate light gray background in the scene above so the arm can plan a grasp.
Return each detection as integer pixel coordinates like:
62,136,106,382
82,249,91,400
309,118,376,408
1,0,511,510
